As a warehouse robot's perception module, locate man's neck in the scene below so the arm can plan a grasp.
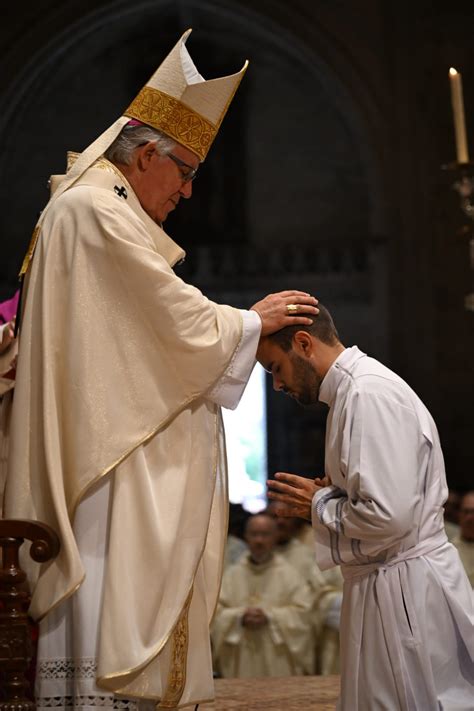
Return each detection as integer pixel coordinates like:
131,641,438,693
316,342,345,380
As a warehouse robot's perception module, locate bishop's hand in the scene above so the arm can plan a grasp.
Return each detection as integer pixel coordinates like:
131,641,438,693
250,291,319,337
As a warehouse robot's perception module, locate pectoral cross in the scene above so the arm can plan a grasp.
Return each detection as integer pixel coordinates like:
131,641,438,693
114,185,128,199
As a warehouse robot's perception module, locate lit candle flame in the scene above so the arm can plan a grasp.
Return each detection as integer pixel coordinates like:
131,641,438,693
449,67,458,76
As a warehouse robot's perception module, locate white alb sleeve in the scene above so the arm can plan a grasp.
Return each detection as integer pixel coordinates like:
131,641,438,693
207,309,261,410
311,390,422,570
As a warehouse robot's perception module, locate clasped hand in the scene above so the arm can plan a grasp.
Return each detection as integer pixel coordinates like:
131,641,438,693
242,607,268,629
266,472,332,520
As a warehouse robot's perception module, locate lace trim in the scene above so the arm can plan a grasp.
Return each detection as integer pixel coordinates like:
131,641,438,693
37,696,138,710
36,657,159,709
37,657,97,680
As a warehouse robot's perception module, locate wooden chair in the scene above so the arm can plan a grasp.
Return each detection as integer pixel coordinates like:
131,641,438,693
0,520,60,711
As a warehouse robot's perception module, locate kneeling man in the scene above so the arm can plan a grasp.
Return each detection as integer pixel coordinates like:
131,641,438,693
261,304,474,711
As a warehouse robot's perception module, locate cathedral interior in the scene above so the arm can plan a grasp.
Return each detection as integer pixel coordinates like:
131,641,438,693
0,0,472,490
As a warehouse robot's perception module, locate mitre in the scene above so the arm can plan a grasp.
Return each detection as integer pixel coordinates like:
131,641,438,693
60,28,247,188
19,29,248,278
124,28,248,161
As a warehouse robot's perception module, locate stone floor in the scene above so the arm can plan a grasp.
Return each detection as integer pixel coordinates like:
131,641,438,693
200,675,340,710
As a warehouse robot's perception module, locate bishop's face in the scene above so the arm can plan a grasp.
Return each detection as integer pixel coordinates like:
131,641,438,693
257,339,322,406
136,143,199,225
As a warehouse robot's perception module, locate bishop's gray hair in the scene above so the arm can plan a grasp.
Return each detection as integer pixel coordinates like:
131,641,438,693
104,125,176,165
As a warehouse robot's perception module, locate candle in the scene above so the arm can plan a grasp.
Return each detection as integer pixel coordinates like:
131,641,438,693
449,67,469,163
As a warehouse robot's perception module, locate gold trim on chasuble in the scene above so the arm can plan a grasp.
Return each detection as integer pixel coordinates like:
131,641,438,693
124,87,215,162
159,587,193,708
19,224,41,278
19,158,132,280
67,151,80,171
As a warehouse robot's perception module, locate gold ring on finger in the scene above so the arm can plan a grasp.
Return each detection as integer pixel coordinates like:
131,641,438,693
286,304,298,314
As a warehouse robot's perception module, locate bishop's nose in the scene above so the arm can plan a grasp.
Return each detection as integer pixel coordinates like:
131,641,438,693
180,180,193,199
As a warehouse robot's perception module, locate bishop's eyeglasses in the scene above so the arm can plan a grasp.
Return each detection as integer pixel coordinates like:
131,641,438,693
166,152,198,183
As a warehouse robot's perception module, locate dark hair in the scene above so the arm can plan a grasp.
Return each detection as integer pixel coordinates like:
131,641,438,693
269,302,340,352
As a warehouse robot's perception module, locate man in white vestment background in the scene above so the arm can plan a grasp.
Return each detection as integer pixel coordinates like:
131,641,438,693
223,503,249,569
265,501,320,584
444,488,461,541
261,303,474,710
211,513,314,677
452,491,474,587
266,500,342,674
3,30,319,710
277,502,344,674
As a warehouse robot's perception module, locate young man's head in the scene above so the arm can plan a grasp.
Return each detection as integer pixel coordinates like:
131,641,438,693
244,513,278,564
256,303,344,406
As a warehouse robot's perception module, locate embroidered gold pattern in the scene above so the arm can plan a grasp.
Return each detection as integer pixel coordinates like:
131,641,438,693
19,224,41,278
66,151,80,171
124,87,215,161
18,157,131,280
159,587,193,708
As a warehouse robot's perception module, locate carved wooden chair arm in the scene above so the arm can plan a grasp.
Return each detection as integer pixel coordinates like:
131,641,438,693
0,519,60,710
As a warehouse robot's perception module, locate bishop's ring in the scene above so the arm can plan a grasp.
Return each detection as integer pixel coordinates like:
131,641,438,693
286,304,298,314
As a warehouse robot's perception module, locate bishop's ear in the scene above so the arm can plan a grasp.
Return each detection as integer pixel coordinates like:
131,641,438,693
136,142,157,171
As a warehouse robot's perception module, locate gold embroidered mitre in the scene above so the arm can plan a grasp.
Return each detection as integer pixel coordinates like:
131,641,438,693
124,29,248,161
19,29,247,278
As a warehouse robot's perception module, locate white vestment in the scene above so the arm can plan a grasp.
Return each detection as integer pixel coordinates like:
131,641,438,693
276,538,324,593
277,537,343,675
223,533,248,569
4,159,261,710
211,553,314,678
444,519,461,542
451,536,474,588
312,346,474,711
313,567,343,676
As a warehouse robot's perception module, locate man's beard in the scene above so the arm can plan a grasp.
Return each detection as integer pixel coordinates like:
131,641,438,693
288,352,322,406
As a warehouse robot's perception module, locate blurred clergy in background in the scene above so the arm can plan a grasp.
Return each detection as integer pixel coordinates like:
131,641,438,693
212,512,315,678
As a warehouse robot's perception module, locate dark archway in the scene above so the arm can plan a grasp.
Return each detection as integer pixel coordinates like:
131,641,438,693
0,0,390,290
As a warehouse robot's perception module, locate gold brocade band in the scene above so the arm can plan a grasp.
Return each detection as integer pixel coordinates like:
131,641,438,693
124,87,216,161
19,224,41,278
18,156,123,280
159,587,193,708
